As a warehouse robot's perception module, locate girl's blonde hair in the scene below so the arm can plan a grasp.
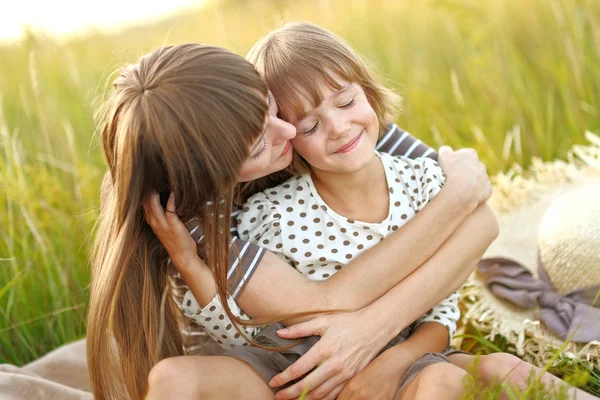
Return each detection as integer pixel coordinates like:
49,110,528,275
88,43,268,400
246,21,401,179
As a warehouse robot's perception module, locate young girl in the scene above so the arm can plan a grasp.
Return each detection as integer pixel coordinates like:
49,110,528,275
233,22,466,399
169,23,594,400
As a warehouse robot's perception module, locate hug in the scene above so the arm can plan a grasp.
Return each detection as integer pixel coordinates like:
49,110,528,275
89,22,599,400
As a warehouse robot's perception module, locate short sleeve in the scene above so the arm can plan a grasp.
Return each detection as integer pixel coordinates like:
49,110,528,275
184,216,265,300
415,292,461,345
236,192,284,255
400,157,446,212
181,290,262,348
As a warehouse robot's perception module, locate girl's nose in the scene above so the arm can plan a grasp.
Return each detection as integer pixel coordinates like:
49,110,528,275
327,114,351,140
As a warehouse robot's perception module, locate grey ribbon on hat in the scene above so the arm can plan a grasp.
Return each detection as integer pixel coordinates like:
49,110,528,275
477,257,600,343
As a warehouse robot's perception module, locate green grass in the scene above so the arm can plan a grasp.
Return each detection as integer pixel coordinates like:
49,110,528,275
1,0,599,396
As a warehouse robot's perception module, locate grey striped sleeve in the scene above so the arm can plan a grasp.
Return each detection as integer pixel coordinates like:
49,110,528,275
376,124,438,161
227,237,264,299
171,211,265,355
182,214,264,300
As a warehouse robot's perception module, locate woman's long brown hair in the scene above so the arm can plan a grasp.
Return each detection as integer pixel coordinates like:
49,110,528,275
88,44,268,400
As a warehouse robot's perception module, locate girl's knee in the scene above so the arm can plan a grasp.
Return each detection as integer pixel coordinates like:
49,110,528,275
148,357,182,388
478,353,534,384
148,356,274,400
416,363,472,398
147,356,207,399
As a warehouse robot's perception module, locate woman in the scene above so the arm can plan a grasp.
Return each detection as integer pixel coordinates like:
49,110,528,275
88,42,494,400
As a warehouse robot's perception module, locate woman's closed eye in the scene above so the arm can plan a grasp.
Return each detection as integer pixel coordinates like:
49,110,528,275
252,138,269,159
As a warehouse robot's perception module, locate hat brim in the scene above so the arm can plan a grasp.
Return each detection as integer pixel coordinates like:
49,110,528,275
460,132,600,368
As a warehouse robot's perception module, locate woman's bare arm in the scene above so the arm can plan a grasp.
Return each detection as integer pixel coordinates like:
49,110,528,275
240,202,497,325
236,182,476,319
144,148,492,321
152,179,475,310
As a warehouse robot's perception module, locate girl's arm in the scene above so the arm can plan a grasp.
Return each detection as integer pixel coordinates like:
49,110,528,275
337,322,450,400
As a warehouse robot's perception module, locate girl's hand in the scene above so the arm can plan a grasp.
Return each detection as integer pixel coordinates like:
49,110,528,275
338,343,421,400
143,192,200,273
269,311,390,400
437,146,492,209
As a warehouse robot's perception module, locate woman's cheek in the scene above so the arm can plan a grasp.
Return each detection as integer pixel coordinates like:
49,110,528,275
239,158,269,181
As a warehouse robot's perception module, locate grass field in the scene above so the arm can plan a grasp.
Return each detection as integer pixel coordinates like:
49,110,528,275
1,0,599,396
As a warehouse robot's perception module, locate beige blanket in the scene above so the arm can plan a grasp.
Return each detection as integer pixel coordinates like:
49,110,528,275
0,339,92,400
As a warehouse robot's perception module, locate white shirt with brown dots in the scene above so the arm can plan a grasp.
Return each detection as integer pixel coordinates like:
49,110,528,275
183,152,460,348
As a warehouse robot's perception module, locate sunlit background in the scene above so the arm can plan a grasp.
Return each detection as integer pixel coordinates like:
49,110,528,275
1,0,599,395
0,0,206,42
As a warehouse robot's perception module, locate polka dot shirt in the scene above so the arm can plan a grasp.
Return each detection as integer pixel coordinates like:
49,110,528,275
184,153,460,348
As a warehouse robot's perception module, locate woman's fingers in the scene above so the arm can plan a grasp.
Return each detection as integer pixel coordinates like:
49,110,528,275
277,316,328,339
322,384,345,400
165,192,178,220
304,375,345,400
458,147,478,158
144,192,167,229
269,344,325,388
274,358,339,399
438,145,453,155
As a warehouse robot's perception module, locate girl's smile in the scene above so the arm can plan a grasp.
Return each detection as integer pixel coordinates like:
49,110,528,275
333,130,363,154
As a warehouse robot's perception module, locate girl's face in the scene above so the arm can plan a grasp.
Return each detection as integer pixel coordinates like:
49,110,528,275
290,76,379,174
238,92,297,182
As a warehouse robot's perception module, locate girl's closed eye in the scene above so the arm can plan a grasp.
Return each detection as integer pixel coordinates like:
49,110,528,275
339,97,356,108
300,97,355,136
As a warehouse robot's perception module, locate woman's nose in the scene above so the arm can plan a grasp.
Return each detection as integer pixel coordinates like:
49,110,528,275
273,118,296,143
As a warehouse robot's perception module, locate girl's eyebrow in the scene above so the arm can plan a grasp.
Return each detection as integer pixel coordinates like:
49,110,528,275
293,83,354,124
335,84,352,95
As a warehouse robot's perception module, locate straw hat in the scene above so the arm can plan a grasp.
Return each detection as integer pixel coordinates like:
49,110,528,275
460,132,600,368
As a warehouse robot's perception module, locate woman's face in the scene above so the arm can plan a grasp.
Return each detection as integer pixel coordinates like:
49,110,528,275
238,92,297,182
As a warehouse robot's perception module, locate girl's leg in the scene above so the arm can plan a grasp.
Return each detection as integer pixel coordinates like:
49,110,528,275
146,355,274,400
448,352,597,400
397,362,472,400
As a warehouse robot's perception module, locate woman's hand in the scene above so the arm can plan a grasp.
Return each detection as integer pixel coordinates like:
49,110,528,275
437,146,492,209
269,311,392,400
143,192,201,273
144,192,217,306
